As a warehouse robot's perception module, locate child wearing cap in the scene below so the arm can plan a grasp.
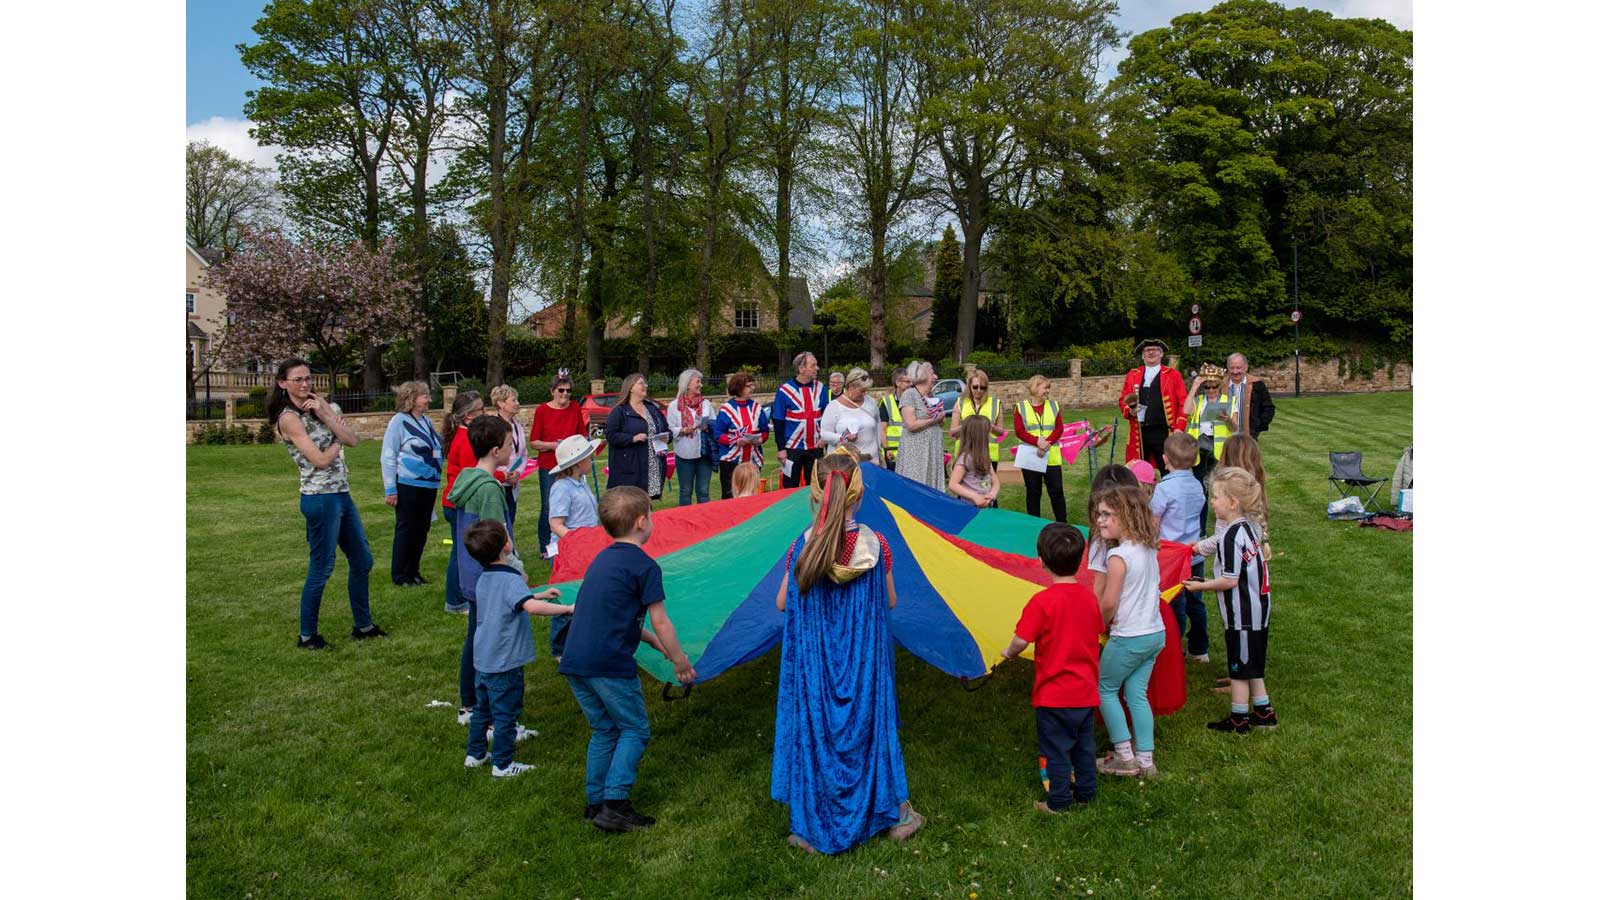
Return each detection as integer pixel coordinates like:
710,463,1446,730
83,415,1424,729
547,433,603,658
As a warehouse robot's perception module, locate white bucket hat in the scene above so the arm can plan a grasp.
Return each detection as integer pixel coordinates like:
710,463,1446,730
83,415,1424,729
550,434,603,474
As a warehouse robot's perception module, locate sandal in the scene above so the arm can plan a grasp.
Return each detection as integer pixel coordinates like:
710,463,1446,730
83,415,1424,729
887,803,924,841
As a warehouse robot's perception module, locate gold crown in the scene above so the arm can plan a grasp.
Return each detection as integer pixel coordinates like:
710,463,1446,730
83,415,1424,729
1198,363,1226,383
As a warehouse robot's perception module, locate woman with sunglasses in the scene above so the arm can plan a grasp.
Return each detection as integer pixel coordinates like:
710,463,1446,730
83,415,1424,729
527,370,587,558
948,369,1006,469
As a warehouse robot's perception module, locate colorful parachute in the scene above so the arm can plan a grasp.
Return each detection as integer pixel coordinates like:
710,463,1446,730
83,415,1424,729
547,463,1190,714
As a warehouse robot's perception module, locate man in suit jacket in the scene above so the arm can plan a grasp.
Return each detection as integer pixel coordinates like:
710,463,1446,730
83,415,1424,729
1225,353,1275,440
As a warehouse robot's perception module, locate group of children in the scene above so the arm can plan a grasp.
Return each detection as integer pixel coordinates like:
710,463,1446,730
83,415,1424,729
1003,430,1277,812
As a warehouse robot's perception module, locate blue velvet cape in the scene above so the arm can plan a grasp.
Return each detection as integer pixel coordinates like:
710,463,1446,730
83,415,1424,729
770,531,909,854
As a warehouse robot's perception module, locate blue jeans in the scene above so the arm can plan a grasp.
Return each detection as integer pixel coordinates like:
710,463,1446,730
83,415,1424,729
504,484,518,531
467,667,525,768
443,507,466,612
459,599,478,707
1098,630,1166,751
1172,560,1210,656
298,492,373,637
565,674,651,802
536,468,553,553
676,455,713,505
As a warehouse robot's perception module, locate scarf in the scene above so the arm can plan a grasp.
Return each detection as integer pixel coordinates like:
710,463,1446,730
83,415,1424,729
676,392,703,431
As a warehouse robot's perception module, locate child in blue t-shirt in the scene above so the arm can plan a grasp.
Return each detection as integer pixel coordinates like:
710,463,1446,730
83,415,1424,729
558,486,697,833
461,519,573,778
1150,431,1210,662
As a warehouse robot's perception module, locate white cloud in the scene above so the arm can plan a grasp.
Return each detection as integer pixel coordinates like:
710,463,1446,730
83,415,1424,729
1342,0,1412,29
185,116,280,171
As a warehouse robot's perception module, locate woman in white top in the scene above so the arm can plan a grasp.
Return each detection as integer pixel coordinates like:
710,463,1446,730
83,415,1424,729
666,368,717,505
1092,483,1167,779
819,368,882,463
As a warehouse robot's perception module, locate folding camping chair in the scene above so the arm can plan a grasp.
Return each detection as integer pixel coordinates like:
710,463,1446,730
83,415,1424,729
1328,451,1389,511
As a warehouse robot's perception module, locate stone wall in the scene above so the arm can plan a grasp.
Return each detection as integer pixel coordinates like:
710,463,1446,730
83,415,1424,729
187,356,1409,443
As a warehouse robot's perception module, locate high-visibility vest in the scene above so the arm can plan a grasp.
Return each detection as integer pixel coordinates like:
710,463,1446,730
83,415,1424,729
881,393,903,451
1018,398,1063,467
1187,392,1235,457
958,395,1002,463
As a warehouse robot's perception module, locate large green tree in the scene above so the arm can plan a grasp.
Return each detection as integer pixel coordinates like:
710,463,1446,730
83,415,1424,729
185,141,277,257
927,223,962,350
1114,0,1412,343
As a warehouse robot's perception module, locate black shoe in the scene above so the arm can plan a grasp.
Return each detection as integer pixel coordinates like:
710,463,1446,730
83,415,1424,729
583,803,603,823
1206,713,1251,735
297,634,333,650
392,577,413,587
607,799,656,828
350,624,388,640
1250,706,1279,728
590,806,644,833
409,575,429,586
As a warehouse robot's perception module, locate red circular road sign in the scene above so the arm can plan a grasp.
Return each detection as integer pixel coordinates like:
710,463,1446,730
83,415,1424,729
1188,316,1202,334
1290,310,1302,324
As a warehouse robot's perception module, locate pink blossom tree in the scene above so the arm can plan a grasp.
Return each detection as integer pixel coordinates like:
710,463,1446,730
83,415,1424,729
204,231,419,388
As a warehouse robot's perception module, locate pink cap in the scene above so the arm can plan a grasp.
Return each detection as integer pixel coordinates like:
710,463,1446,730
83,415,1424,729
1126,459,1157,485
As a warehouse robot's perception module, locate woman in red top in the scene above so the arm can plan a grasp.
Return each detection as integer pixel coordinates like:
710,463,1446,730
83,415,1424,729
440,389,484,614
526,370,587,558
1013,376,1068,522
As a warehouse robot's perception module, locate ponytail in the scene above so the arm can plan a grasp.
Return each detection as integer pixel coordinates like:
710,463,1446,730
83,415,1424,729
794,452,863,594
443,390,482,447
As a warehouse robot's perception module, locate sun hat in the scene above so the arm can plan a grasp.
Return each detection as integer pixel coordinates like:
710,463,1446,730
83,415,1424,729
550,434,603,474
1126,459,1158,485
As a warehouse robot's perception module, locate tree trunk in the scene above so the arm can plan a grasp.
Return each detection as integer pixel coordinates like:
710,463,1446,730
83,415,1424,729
694,207,719,374
363,344,385,393
954,220,984,362
586,152,618,380
636,127,659,375
869,227,887,371
774,145,793,369
485,9,511,388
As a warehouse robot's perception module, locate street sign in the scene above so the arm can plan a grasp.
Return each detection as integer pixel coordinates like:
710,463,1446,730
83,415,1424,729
1188,316,1202,334
1290,310,1302,324
1188,335,1203,348
1191,304,1201,315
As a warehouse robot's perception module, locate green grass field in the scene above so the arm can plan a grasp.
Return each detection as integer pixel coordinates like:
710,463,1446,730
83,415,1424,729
187,391,1412,899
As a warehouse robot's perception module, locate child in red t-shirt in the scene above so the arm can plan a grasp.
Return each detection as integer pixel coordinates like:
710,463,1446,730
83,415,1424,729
1001,523,1104,813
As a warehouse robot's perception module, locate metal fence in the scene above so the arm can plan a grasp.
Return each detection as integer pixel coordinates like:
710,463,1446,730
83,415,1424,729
186,398,228,421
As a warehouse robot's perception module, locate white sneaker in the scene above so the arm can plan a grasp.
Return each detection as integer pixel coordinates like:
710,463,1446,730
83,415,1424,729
492,761,535,778
487,723,538,743
1185,653,1211,663
457,708,472,725
464,754,490,768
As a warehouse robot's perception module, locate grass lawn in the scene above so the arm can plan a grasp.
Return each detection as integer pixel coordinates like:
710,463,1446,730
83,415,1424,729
187,390,1412,898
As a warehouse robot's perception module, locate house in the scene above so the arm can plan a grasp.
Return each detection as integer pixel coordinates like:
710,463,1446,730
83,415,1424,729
856,240,1001,340
186,241,229,374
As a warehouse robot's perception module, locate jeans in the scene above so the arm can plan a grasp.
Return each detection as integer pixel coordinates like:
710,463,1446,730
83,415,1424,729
459,599,479,707
565,674,651,802
1021,465,1067,522
1098,630,1166,751
443,507,466,612
536,468,553,554
390,484,436,583
1036,706,1097,810
467,667,525,768
504,484,518,532
298,492,373,637
1172,560,1210,656
676,454,713,505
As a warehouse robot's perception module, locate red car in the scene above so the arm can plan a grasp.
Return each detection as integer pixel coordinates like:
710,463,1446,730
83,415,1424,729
579,393,670,442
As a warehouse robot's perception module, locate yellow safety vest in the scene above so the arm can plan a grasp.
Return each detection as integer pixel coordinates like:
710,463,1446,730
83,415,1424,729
1187,392,1235,458
881,393,903,451
1018,399,1063,467
958,395,1002,463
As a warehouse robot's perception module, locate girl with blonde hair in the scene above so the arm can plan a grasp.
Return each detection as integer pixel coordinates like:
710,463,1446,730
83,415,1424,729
1092,484,1166,778
730,462,762,498
772,449,921,853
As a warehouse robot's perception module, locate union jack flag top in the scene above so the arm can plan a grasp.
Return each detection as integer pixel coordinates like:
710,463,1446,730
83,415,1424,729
777,378,827,451
717,399,768,465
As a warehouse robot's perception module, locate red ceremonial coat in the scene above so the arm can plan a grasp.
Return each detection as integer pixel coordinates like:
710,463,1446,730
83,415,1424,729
1118,366,1189,462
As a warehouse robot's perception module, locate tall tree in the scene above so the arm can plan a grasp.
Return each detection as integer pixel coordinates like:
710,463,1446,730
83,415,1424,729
185,141,277,257
242,0,400,392
927,222,962,349
833,0,932,370
918,0,1119,360
206,231,419,387
380,0,459,379
1115,0,1412,342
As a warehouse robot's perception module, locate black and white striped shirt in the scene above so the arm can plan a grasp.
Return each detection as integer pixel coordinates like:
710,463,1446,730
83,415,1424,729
1215,518,1270,631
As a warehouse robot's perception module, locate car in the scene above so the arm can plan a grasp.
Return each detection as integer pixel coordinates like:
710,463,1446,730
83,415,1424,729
579,393,669,442
931,378,965,413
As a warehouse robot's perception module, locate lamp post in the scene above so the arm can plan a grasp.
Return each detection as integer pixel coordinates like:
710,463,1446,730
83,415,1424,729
1292,236,1301,398
813,311,837,372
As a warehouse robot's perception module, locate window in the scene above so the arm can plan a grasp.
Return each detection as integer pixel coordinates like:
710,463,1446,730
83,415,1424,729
186,292,196,314
733,300,759,331
225,310,236,326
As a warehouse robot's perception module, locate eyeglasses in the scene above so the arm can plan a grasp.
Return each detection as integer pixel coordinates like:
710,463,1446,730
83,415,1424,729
286,376,312,384
1095,509,1118,520
970,385,986,392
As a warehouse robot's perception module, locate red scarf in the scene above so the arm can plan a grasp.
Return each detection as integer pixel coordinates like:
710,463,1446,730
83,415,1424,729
677,392,703,430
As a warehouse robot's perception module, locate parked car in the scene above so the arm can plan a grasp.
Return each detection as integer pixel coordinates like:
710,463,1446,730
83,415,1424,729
932,378,965,413
579,393,669,441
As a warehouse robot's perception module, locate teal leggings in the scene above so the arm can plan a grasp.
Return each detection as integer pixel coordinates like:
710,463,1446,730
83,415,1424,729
1098,631,1166,751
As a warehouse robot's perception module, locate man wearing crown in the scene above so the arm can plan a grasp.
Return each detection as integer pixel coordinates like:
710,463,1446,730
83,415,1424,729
1118,339,1189,474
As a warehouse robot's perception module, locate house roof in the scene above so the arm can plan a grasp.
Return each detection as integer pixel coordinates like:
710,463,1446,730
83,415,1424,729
188,320,209,339
187,240,225,267
786,276,813,329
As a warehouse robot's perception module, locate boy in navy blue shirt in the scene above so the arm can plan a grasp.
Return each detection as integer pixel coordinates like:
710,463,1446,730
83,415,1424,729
559,486,696,832
461,520,573,778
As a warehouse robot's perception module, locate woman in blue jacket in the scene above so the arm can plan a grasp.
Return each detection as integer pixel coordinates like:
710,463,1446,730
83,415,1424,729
380,380,443,586
604,373,670,498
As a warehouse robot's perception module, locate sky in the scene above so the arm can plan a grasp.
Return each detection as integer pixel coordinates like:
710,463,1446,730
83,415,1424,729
186,1,1413,302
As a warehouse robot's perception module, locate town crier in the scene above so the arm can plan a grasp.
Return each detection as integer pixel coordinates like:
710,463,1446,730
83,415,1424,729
1118,338,1188,474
